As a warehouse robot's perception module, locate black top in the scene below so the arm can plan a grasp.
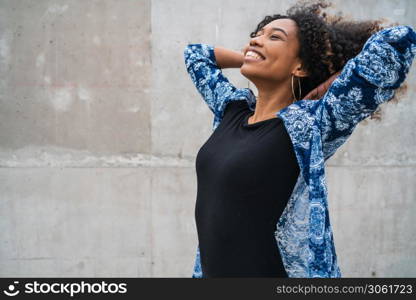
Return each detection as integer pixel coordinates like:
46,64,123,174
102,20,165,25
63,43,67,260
194,100,300,278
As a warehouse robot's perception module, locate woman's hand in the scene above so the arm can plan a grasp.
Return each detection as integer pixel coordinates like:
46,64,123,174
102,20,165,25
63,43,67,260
302,71,341,100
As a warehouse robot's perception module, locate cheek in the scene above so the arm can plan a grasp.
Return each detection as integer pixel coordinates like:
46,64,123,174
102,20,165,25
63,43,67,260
266,55,292,76
267,46,290,65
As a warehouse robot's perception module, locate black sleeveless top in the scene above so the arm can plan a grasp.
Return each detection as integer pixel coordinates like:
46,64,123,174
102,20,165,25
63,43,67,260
194,100,300,278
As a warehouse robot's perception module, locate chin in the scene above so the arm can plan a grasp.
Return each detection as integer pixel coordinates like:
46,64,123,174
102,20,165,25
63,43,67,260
240,64,259,83
240,64,253,79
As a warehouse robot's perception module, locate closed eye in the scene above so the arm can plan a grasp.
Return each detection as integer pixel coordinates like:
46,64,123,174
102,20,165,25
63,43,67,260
254,33,283,40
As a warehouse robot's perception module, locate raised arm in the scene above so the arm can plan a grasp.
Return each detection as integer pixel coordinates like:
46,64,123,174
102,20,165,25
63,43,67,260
314,25,416,159
184,44,254,129
213,46,245,69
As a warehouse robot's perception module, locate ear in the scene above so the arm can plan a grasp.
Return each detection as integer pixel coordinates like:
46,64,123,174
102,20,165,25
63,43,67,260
293,63,309,78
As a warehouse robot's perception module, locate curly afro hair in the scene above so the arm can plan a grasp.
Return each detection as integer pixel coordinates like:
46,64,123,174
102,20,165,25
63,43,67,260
249,0,406,120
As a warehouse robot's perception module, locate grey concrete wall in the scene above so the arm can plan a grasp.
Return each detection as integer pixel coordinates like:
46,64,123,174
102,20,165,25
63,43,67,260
0,0,415,277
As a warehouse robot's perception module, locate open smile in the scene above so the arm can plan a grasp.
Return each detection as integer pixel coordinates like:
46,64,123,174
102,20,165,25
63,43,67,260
244,50,266,62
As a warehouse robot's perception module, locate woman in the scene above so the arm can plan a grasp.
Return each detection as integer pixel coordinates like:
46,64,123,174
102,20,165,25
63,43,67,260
183,0,416,278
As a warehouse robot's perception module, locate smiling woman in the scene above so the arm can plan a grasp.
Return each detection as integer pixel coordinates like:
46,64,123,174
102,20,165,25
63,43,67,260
184,0,416,278
241,0,409,120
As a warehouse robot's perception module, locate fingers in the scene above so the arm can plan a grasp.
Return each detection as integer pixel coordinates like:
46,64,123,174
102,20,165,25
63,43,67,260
302,71,342,100
303,88,320,100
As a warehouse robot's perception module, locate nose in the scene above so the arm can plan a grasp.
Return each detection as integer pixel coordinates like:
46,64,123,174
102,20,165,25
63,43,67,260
242,34,263,54
249,35,263,47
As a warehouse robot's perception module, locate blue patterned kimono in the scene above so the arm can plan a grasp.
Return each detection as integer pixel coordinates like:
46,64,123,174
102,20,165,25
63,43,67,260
183,25,416,278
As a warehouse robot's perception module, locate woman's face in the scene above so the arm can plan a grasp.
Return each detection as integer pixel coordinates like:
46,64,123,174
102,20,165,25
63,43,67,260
240,18,304,83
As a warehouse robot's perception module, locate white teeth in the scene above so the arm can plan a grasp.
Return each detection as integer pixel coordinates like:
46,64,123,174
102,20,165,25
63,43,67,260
245,51,263,60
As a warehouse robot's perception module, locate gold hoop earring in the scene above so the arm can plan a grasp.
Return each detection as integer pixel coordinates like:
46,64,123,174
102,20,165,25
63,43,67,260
291,74,302,103
291,74,297,102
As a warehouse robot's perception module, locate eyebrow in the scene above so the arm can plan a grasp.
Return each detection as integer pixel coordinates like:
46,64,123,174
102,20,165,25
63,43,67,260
259,27,288,37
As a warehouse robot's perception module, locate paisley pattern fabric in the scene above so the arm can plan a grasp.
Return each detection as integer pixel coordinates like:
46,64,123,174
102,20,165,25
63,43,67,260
183,25,416,278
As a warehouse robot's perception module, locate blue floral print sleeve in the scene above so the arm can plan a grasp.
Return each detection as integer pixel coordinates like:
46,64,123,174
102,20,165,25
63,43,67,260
316,25,416,159
183,44,255,130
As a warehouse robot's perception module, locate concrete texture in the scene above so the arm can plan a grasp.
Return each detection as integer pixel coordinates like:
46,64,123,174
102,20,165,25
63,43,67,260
0,0,415,277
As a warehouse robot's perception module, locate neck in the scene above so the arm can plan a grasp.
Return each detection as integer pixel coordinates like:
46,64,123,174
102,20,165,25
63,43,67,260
249,79,295,122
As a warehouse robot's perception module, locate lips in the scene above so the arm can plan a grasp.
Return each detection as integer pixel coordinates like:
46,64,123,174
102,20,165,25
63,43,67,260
244,52,265,63
245,47,266,60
